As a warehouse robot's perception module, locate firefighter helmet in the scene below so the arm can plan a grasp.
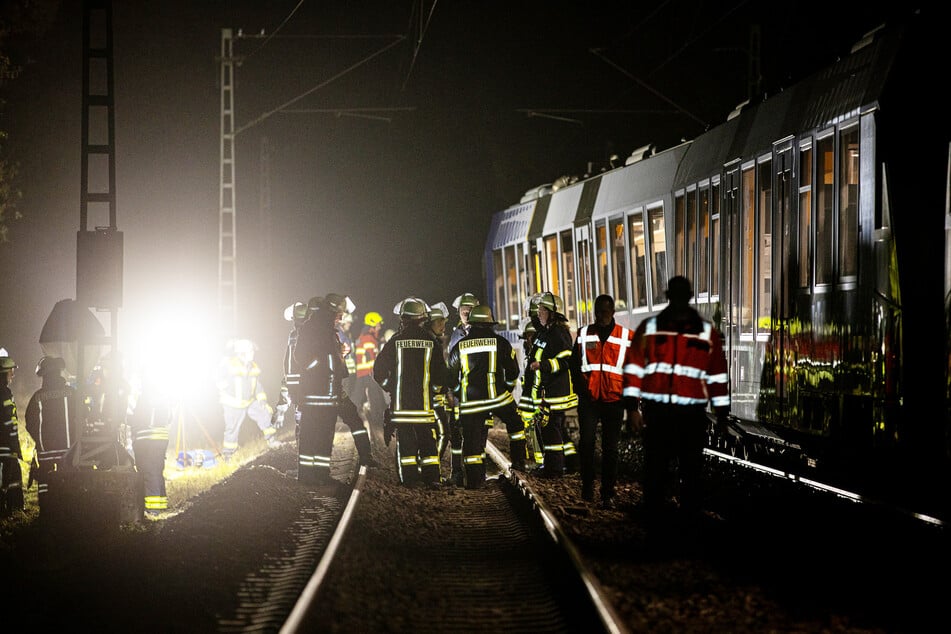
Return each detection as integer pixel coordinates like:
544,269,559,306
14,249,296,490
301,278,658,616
233,339,255,355
35,356,66,378
428,301,449,321
0,347,16,371
398,298,428,319
364,311,384,327
323,293,356,314
524,292,544,317
452,293,480,310
283,301,309,322
467,305,498,325
535,291,563,313
519,319,537,339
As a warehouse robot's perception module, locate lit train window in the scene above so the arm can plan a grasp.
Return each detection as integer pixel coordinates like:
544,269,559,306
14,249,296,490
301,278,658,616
741,165,755,335
711,179,721,299
628,210,649,309
595,220,609,297
816,133,835,284
505,245,519,331
686,188,697,289
698,186,710,299
798,143,813,288
492,250,505,324
560,229,576,326
839,125,859,279
610,217,628,310
758,158,772,337
544,235,559,297
674,194,685,276
648,204,667,305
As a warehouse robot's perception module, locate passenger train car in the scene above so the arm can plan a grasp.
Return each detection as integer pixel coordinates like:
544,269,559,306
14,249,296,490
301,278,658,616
484,12,950,522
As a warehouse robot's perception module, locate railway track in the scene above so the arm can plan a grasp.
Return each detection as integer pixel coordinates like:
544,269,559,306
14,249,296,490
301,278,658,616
278,440,625,633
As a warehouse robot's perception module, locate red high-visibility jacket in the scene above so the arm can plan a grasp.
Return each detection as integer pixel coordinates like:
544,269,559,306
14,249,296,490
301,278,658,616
571,321,636,403
630,309,730,411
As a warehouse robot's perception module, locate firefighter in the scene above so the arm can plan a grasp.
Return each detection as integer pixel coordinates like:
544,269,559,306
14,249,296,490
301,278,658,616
446,305,523,489
517,319,545,469
24,356,80,512
518,292,579,476
280,301,312,442
84,351,133,447
569,294,637,509
337,311,357,395
295,293,355,485
129,370,172,517
217,338,279,461
374,298,449,487
448,292,479,350
0,348,24,516
424,301,458,479
353,310,388,433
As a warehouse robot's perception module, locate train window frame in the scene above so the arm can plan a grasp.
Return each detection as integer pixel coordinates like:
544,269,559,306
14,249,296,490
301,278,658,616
710,177,721,305
798,138,814,290
686,186,698,291
627,206,650,313
757,155,772,341
674,190,686,277
838,122,860,283
609,215,630,312
594,219,610,299
740,160,756,340
647,202,668,308
815,127,836,287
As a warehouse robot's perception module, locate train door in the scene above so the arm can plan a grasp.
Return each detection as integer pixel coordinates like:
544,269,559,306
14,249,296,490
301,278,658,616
770,143,794,423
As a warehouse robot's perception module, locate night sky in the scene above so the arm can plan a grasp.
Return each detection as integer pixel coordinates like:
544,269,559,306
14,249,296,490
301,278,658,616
0,1,898,410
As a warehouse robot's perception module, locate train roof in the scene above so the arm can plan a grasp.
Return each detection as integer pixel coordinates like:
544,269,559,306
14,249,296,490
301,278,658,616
674,18,906,186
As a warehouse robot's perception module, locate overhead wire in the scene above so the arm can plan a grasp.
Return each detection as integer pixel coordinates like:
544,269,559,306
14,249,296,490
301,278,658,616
240,0,306,64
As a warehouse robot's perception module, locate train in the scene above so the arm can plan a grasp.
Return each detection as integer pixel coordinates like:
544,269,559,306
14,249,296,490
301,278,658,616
483,11,950,523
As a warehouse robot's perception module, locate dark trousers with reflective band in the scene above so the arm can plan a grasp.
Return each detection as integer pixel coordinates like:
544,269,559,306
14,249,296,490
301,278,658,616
395,422,439,486
642,402,707,517
337,396,372,463
459,403,520,489
578,399,624,498
133,437,169,511
299,401,337,485
538,410,568,473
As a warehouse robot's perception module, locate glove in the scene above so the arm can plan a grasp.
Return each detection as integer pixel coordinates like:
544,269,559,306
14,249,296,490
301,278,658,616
626,408,644,435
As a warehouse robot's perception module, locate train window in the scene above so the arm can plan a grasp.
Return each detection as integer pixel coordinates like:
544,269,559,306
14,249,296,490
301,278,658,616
648,204,668,305
544,235,560,298
492,249,506,325
560,229,577,326
686,189,697,287
595,220,610,298
711,180,721,298
798,144,813,288
575,226,593,323
816,134,835,284
758,159,772,337
628,210,649,309
610,217,629,311
839,126,859,279
505,245,519,331
698,186,710,299
674,194,685,276
741,165,755,335
521,242,535,301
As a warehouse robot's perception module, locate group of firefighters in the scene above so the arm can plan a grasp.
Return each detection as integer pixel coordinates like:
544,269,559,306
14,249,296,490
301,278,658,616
277,277,730,523
1,275,729,529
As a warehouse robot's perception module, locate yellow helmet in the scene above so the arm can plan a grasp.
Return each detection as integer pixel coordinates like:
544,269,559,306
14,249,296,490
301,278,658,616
364,311,384,327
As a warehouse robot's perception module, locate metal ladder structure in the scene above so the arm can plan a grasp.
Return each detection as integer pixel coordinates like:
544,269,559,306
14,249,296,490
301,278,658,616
218,28,238,338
